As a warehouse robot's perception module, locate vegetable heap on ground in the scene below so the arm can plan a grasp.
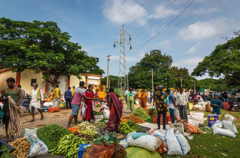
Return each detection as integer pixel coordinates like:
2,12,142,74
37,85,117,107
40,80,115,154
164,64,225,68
37,124,71,150
145,117,155,123
93,110,102,115
127,121,141,132
77,121,99,137
50,134,90,158
0,145,12,158
73,132,94,141
121,115,145,124
132,107,150,120
69,125,79,132
200,126,212,134
99,118,109,122
8,138,31,158
120,123,134,134
93,132,119,146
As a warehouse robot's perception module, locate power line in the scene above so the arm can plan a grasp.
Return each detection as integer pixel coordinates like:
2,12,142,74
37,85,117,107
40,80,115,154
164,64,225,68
133,0,190,40
110,0,222,66
128,0,196,57
131,0,177,36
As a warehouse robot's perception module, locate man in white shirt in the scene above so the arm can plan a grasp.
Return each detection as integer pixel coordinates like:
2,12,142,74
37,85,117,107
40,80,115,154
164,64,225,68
176,87,189,121
125,88,128,103
30,83,44,122
147,90,151,103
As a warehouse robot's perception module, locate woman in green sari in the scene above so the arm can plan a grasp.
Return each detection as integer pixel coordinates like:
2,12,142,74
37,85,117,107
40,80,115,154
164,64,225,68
126,88,135,112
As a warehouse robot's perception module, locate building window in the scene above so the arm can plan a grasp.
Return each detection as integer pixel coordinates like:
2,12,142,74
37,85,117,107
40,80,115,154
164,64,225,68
31,79,37,86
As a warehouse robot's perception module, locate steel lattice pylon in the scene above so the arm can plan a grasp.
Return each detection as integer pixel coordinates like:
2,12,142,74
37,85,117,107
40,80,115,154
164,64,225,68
114,25,131,94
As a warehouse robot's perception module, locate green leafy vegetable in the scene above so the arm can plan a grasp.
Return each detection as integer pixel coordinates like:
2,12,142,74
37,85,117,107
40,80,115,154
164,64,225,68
93,110,102,115
127,120,141,131
37,124,71,150
93,132,119,146
120,123,134,134
132,107,150,120
99,118,109,122
0,145,12,158
144,117,155,123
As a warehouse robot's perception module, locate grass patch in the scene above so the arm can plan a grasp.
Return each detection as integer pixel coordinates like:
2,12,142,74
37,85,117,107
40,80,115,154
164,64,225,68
163,110,240,158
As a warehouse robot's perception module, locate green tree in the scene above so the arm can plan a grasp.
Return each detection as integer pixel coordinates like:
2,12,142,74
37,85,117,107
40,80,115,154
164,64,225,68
170,66,194,89
191,36,240,87
0,18,104,87
101,75,118,88
128,49,174,89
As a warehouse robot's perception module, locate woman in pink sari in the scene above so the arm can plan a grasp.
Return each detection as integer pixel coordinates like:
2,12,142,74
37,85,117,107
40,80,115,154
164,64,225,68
107,88,123,132
83,85,95,122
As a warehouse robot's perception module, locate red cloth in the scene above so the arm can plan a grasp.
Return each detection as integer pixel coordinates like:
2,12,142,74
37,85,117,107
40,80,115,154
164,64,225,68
83,91,94,120
107,92,123,132
222,102,229,110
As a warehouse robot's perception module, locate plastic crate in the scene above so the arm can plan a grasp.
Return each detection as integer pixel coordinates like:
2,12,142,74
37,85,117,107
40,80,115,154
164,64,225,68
78,144,90,158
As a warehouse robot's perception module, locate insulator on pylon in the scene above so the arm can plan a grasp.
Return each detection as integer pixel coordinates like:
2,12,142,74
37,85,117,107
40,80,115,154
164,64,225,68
114,44,116,48
129,37,131,41
130,46,132,50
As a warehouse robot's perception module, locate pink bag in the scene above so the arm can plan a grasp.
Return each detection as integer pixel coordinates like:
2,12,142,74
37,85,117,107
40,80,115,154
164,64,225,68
81,102,87,117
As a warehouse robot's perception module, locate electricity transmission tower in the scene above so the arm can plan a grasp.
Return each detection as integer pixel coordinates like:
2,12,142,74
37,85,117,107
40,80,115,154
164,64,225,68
114,25,132,94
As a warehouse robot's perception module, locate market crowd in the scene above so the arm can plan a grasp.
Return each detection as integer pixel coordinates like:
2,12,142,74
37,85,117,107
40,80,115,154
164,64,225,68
0,77,239,141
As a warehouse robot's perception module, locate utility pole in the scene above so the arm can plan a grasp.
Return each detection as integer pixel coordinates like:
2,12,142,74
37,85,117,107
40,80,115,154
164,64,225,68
181,77,183,88
194,80,196,92
106,54,111,89
114,25,132,94
152,69,154,93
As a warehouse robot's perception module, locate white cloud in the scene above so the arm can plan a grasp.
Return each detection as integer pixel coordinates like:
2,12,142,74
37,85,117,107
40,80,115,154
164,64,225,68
186,42,201,53
148,4,179,19
173,57,204,74
178,17,233,40
103,0,147,25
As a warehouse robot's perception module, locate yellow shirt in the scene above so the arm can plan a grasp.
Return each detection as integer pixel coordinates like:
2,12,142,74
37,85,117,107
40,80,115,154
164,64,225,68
53,88,61,99
72,89,75,96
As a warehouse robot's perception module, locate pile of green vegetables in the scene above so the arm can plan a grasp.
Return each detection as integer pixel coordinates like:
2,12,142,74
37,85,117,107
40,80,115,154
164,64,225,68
37,124,71,150
127,121,141,132
132,107,150,120
0,145,12,158
77,121,99,137
120,123,134,134
200,126,212,134
93,132,119,146
99,118,109,122
145,117,155,123
93,110,102,115
95,98,102,107
50,134,90,158
94,122,107,129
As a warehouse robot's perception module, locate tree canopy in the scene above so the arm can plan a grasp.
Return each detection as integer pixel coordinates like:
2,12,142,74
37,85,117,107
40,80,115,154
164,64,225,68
101,75,118,88
128,49,175,89
0,18,104,87
191,36,240,87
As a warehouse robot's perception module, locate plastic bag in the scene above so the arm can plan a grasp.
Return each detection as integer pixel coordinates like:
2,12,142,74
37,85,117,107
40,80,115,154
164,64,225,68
223,114,236,122
212,121,235,137
185,124,201,134
24,128,48,157
100,105,110,119
222,120,238,134
81,102,87,117
126,147,161,158
166,128,183,156
127,134,162,152
174,109,180,120
175,131,191,156
152,129,167,142
85,142,114,158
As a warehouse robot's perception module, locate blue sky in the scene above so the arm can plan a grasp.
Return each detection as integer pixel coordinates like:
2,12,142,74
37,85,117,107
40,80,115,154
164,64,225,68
0,0,239,79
